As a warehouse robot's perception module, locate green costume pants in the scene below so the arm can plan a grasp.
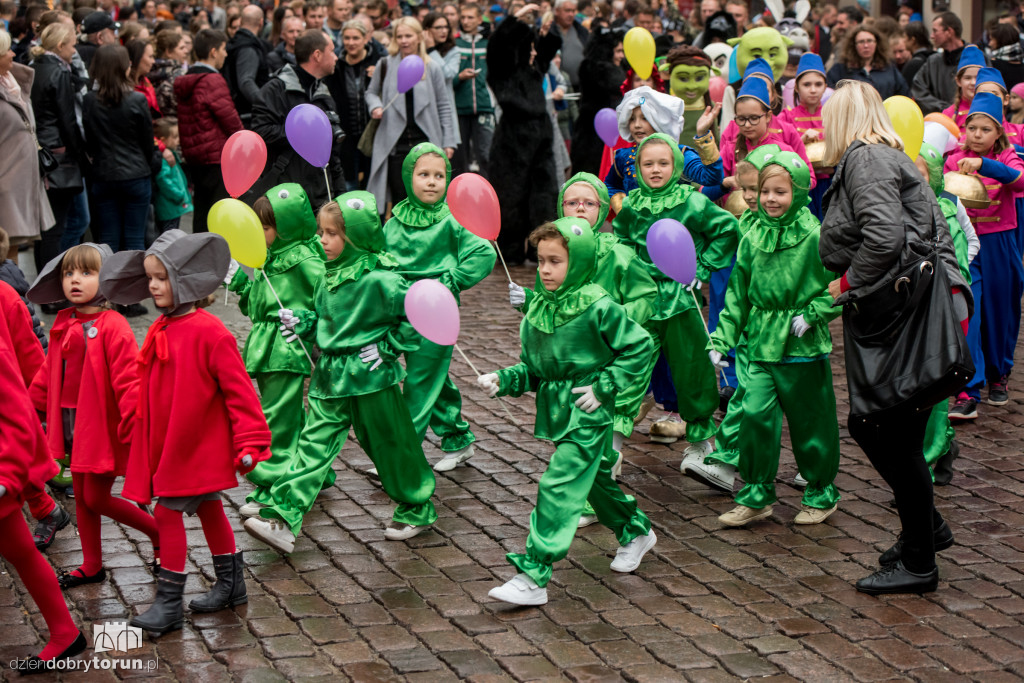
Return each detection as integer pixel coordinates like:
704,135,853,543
734,359,841,511
403,337,475,452
645,310,719,443
707,341,749,468
612,344,660,438
262,385,438,535
508,426,652,587
247,372,307,505
923,402,954,478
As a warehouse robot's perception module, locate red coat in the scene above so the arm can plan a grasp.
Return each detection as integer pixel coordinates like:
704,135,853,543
174,67,243,166
0,280,44,387
29,309,139,475
123,309,270,504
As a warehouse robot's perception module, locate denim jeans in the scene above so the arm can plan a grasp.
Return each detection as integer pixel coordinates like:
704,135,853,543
60,186,91,251
91,176,152,252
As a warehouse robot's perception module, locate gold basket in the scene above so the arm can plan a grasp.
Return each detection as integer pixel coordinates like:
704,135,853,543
944,172,991,210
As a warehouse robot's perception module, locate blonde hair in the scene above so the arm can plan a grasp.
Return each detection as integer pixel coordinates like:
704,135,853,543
757,164,792,194
29,22,76,60
316,200,346,233
822,80,903,167
0,30,12,55
0,226,9,262
387,16,430,64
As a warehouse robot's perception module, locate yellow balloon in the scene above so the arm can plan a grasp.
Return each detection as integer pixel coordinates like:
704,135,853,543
883,95,924,162
623,27,655,80
208,198,267,269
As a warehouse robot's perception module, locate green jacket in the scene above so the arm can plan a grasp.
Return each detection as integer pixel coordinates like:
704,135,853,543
921,141,971,284
153,152,193,221
453,33,493,114
228,183,324,376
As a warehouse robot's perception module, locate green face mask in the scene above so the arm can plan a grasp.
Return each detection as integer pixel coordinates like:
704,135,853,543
266,183,317,251
669,64,711,106
729,27,793,83
557,172,610,228
918,142,945,198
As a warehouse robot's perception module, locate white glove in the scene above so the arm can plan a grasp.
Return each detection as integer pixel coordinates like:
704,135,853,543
223,259,239,285
709,350,729,370
359,343,382,371
477,373,500,397
509,282,526,306
790,314,811,338
686,278,702,291
0,484,5,498
280,326,299,343
571,385,601,413
278,308,300,330
240,454,252,469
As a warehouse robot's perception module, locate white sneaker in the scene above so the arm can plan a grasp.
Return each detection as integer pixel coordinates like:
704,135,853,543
243,517,295,554
384,521,429,540
683,460,736,493
610,530,657,572
793,473,808,488
577,514,599,528
611,451,624,481
679,439,714,472
612,431,625,453
649,414,686,443
488,573,548,606
365,467,380,482
239,501,265,518
434,445,475,472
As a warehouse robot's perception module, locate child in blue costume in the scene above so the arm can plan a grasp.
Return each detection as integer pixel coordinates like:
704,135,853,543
383,143,496,472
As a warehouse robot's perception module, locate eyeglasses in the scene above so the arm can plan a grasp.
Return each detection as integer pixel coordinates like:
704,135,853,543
855,38,876,45
562,199,600,210
735,114,765,126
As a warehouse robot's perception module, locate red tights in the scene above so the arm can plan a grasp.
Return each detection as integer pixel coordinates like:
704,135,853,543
0,510,79,659
70,472,160,578
154,500,235,573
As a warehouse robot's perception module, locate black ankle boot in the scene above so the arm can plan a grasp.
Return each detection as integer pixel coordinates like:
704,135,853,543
131,568,186,634
933,439,958,486
189,551,247,612
879,520,954,566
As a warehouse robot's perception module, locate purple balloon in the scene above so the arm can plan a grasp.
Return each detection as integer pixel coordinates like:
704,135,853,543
397,54,425,94
647,219,697,285
594,108,619,147
821,87,835,105
285,104,332,168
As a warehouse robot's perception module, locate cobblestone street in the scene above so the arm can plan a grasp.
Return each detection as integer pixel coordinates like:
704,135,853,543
4,262,1024,682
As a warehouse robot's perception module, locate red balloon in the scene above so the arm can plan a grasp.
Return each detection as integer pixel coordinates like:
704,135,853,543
708,76,727,104
221,131,267,198
447,173,500,240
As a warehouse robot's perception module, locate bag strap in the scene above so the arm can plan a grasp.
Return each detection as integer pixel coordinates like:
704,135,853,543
4,95,42,150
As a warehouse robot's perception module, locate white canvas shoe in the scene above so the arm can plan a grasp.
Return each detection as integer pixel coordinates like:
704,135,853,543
488,573,548,606
577,514,599,529
683,460,736,493
610,530,657,572
243,517,295,554
611,451,624,481
384,521,429,541
434,445,475,472
239,501,265,518
792,473,808,488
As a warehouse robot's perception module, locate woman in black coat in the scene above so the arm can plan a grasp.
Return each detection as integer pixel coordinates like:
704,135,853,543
29,23,85,275
819,81,970,596
325,19,380,191
569,27,625,176
826,24,909,101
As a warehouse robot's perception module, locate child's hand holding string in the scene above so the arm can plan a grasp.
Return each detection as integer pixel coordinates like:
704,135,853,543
477,373,500,397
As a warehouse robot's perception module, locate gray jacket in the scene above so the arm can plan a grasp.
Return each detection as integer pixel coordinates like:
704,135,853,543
820,141,972,316
910,45,988,115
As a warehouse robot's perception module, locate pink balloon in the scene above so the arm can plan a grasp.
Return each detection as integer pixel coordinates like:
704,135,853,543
397,54,425,94
594,108,619,147
782,79,795,109
448,173,500,240
221,131,267,198
405,279,460,346
709,76,727,104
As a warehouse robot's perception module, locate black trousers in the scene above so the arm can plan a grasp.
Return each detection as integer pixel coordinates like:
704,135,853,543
189,163,229,234
847,407,943,573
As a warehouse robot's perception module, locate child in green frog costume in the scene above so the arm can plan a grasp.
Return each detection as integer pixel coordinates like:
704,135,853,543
384,143,496,473
243,191,438,554
224,183,325,517
479,218,656,606
709,151,841,528
612,133,739,469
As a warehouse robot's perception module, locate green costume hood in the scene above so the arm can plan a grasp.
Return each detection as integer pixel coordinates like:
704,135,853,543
264,183,325,272
557,172,610,228
752,151,815,252
392,142,453,227
630,133,687,213
326,191,397,289
918,142,945,198
744,143,782,171
526,217,607,334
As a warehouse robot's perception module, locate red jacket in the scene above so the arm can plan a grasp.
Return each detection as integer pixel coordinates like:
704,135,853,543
29,309,139,475
0,280,44,387
174,66,243,166
124,310,270,503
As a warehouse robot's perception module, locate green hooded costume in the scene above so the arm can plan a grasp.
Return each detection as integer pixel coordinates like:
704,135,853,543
226,183,326,503
612,133,739,443
491,218,653,587
708,152,841,511
260,191,437,536
383,143,497,454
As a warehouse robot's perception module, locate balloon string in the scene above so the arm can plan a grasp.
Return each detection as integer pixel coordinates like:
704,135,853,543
690,288,729,388
262,270,315,370
380,93,399,113
491,240,513,285
323,167,333,202
454,342,517,424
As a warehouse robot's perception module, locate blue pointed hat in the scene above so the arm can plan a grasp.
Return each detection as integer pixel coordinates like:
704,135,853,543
743,57,774,83
796,53,825,80
968,91,1005,127
975,66,1006,93
956,44,985,76
737,77,771,109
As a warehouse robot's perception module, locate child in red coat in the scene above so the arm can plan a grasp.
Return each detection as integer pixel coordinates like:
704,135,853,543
100,230,272,635
27,244,161,589
0,291,86,672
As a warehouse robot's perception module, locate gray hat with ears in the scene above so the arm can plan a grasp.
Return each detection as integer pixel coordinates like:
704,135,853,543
99,230,231,313
28,242,113,305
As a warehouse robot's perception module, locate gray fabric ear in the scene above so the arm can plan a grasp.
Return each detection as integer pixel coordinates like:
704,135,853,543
28,243,113,304
99,250,149,305
150,231,231,308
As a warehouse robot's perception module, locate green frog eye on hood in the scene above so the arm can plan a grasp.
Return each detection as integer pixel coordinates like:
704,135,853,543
526,216,607,333
917,142,945,198
266,183,317,249
557,172,610,228
743,143,782,172
635,133,684,195
335,191,384,256
757,151,811,225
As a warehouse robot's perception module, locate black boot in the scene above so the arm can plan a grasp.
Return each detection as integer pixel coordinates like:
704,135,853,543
933,439,958,486
879,520,954,566
131,568,185,634
189,551,247,612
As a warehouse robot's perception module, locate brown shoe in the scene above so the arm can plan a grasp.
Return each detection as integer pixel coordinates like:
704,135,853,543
794,504,837,525
719,505,773,527
634,393,657,424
